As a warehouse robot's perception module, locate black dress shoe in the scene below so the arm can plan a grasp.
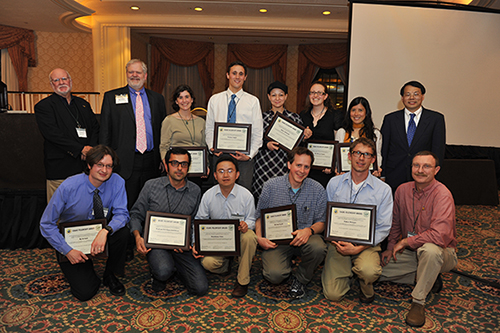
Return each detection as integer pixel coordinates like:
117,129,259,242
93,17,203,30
431,274,443,293
103,273,125,296
231,282,248,298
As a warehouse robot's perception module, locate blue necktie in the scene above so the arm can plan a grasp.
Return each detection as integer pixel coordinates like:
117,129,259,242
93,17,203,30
227,94,236,123
407,113,416,146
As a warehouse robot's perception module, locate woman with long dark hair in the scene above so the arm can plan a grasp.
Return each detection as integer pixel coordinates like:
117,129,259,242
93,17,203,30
336,96,382,176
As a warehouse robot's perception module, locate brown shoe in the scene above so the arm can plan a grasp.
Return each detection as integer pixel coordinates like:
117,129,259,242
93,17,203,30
406,302,425,327
231,282,248,298
359,291,375,304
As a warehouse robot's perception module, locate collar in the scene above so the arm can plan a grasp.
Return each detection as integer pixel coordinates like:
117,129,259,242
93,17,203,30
226,88,244,99
84,173,110,194
405,107,423,118
215,183,238,199
342,172,375,190
129,86,146,96
286,173,305,191
413,178,439,195
163,176,189,192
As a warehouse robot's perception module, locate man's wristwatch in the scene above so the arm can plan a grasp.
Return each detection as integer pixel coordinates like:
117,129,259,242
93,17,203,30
103,225,113,234
309,227,315,235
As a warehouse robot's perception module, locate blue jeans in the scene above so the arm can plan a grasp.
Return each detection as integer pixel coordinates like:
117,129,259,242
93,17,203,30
147,248,208,296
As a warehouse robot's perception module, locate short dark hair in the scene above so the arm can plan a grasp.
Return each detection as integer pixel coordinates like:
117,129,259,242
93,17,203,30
287,146,315,166
227,61,247,75
165,147,191,167
85,145,119,174
171,84,196,112
413,150,439,167
400,81,426,96
215,155,239,172
349,138,376,156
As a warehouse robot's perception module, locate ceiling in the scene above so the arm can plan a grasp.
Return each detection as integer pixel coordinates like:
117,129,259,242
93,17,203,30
1,0,499,44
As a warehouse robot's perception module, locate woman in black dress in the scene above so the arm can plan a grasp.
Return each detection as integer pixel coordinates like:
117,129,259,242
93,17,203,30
300,81,343,187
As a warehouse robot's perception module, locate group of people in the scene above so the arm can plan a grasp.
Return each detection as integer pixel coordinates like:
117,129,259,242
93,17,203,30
36,59,456,328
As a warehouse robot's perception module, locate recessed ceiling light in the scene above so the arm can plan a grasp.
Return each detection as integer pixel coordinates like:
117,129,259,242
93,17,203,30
259,8,268,13
323,11,331,15
194,7,203,11
130,6,140,11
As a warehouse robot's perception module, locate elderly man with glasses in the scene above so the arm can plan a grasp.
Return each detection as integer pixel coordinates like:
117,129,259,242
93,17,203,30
322,138,393,304
35,68,99,202
129,147,208,296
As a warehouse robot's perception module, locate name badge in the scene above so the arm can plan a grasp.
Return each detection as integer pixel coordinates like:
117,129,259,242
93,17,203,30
115,94,128,104
76,128,87,138
407,231,417,238
92,207,109,218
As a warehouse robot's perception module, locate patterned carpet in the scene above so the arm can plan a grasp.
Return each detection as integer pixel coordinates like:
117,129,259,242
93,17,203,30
0,201,499,332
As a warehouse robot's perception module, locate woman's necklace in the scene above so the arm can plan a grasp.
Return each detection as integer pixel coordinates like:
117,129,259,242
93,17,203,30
178,111,196,145
312,106,325,117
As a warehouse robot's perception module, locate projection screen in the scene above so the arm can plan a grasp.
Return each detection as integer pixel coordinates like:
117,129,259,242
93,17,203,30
347,1,500,147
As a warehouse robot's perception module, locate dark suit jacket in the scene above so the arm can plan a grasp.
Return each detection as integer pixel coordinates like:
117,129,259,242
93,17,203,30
35,93,99,179
99,85,166,180
381,107,446,191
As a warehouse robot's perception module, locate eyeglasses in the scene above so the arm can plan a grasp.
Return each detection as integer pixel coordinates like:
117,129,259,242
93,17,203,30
217,169,235,174
404,92,422,98
51,77,69,83
96,163,113,169
309,91,326,96
351,151,374,158
412,163,434,170
169,160,189,168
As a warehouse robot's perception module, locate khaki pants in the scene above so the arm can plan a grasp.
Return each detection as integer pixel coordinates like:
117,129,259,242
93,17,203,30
322,243,382,301
379,243,457,303
46,179,65,203
202,230,257,285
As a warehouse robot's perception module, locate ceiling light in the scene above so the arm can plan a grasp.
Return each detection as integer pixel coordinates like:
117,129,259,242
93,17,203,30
194,7,203,11
130,6,140,11
259,9,268,13
323,11,331,15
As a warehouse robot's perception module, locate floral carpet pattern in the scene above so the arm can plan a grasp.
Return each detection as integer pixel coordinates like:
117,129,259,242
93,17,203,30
0,201,499,332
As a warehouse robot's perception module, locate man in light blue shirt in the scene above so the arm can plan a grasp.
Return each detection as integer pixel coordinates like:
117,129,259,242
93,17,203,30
195,155,257,297
40,145,129,301
322,138,393,303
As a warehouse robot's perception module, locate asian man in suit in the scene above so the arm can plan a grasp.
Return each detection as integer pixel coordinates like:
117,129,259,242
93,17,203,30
380,81,445,192
99,59,167,210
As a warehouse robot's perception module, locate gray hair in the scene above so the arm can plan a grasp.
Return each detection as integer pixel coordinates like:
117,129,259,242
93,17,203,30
126,59,147,74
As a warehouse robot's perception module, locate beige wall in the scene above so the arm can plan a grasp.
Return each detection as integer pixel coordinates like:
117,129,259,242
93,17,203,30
28,31,94,92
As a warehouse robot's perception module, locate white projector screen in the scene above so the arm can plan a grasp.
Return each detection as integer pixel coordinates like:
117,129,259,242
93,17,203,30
348,1,500,147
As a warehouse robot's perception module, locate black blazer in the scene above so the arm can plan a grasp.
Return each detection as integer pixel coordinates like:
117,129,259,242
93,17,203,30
35,93,99,179
99,86,166,180
381,107,446,191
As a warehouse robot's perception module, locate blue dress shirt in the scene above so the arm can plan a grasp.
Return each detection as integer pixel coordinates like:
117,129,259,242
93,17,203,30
40,173,129,255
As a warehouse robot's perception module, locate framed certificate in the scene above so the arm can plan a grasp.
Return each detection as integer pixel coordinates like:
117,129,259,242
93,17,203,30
194,219,241,256
307,140,337,169
213,122,251,155
260,205,297,244
177,146,208,177
144,211,191,251
336,143,378,173
325,202,377,246
264,113,305,152
57,219,108,262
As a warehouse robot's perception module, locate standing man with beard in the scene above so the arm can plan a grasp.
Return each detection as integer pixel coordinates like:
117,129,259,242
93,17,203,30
100,59,166,210
35,68,99,202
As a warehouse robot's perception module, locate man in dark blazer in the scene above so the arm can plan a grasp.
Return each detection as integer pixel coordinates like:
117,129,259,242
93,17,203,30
99,59,166,210
381,81,446,192
35,68,99,202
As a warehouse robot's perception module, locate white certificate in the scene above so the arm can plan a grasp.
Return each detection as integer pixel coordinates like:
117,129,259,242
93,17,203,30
198,224,236,252
339,146,352,172
308,142,336,168
329,207,371,241
188,149,204,174
64,224,102,254
214,126,249,152
266,115,304,151
264,210,294,241
147,216,186,246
